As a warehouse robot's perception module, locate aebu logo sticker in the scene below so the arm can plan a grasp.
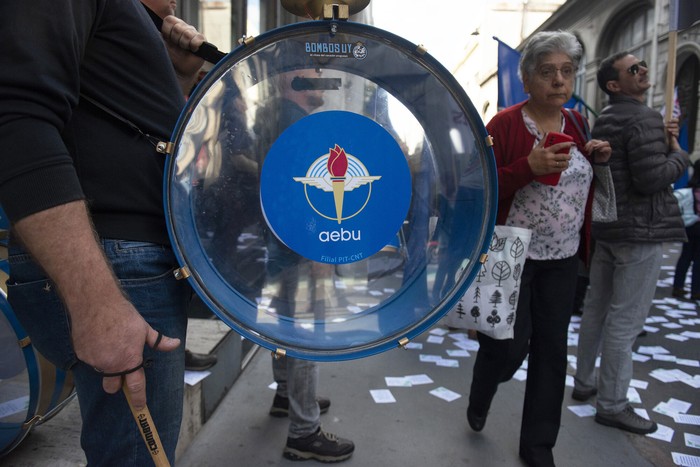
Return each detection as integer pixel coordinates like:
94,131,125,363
260,111,411,264
293,144,381,224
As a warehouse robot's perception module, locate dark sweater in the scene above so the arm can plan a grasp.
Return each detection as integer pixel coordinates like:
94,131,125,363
591,95,688,243
0,0,185,245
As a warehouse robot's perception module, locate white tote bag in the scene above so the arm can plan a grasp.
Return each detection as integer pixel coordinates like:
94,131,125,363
443,225,532,339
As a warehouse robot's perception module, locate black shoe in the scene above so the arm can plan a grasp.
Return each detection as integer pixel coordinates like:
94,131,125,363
184,350,217,371
466,405,487,432
269,394,331,418
283,427,354,462
572,387,597,402
672,287,686,298
595,404,658,435
519,447,555,467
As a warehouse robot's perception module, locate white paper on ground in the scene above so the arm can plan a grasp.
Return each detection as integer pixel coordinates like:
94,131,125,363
646,423,674,442
672,452,700,467
429,386,462,402
370,389,396,403
567,404,596,417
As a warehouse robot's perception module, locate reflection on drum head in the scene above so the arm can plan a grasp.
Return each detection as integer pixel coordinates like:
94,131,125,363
164,20,497,360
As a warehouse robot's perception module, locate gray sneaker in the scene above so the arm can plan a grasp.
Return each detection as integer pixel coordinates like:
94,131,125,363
595,405,658,434
283,427,354,463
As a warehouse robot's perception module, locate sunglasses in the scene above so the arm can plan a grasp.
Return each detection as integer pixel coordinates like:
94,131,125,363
626,60,647,75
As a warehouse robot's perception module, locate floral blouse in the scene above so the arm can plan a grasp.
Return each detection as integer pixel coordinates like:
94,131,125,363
505,111,593,260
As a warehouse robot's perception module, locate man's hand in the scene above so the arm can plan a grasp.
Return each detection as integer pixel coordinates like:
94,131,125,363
585,139,612,164
665,118,681,151
13,201,180,410
160,15,206,93
71,298,180,410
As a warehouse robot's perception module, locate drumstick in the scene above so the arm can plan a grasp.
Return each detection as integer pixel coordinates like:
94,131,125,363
122,381,171,467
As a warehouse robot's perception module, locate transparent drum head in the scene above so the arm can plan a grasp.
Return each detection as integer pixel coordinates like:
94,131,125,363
165,20,497,360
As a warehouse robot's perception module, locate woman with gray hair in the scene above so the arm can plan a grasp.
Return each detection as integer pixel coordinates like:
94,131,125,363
466,31,611,466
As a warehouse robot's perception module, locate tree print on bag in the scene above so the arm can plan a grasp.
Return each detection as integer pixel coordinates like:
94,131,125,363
491,260,511,286
471,305,480,323
444,226,531,339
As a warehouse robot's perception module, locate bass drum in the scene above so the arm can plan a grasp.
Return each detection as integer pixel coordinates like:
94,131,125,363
0,278,76,456
165,20,497,360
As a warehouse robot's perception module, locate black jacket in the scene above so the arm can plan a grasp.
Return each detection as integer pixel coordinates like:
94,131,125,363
0,0,185,244
590,94,689,243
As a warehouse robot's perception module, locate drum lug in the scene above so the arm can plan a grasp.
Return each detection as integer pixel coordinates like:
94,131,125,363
480,253,489,264
272,348,287,359
156,141,174,155
173,266,191,280
22,415,43,431
485,135,494,147
238,35,255,47
397,337,410,349
18,336,31,348
415,44,428,56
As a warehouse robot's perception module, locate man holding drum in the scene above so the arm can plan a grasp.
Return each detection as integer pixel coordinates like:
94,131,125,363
0,1,205,464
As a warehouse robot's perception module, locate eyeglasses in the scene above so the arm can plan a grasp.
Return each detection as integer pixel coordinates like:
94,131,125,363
626,60,647,75
536,64,577,80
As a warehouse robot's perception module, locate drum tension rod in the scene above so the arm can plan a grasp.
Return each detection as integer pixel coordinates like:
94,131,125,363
156,141,174,155
22,415,44,431
398,337,410,349
173,266,191,280
272,348,287,359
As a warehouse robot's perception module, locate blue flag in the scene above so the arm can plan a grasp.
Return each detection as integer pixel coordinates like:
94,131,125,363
495,37,527,109
670,0,700,31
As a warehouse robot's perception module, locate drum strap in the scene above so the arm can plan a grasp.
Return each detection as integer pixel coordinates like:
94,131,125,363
79,93,164,149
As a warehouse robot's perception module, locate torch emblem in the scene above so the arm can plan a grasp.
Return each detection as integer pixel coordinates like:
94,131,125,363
294,144,381,224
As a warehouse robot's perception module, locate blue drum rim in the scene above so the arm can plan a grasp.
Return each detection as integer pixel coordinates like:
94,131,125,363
164,20,498,361
0,288,39,455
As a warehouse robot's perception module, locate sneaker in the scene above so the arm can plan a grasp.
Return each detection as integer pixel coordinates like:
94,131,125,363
595,405,658,435
184,350,217,371
283,427,354,462
269,394,331,418
571,387,597,402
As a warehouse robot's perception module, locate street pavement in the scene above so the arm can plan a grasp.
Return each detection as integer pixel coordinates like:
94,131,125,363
3,243,699,466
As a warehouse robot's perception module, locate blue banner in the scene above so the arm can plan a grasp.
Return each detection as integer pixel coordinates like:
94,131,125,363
670,0,700,31
495,37,527,109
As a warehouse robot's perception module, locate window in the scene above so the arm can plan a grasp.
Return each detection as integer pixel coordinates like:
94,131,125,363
609,6,655,61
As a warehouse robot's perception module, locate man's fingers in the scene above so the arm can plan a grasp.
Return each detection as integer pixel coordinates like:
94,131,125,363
124,370,148,411
102,375,124,395
147,327,180,352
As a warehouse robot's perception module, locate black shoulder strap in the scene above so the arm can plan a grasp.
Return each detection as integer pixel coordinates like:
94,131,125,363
80,93,162,148
564,108,591,141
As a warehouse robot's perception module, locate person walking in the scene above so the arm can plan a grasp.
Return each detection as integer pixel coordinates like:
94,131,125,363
466,31,611,467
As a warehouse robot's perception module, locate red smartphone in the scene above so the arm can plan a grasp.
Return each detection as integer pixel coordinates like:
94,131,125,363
537,132,574,186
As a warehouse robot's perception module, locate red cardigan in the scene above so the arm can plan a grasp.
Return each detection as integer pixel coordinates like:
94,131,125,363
486,101,594,265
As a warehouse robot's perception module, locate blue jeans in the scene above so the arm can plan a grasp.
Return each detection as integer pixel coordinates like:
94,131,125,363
7,239,189,466
272,356,320,438
574,241,662,414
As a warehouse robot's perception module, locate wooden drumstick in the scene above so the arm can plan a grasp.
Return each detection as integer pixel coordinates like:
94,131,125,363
122,381,171,467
